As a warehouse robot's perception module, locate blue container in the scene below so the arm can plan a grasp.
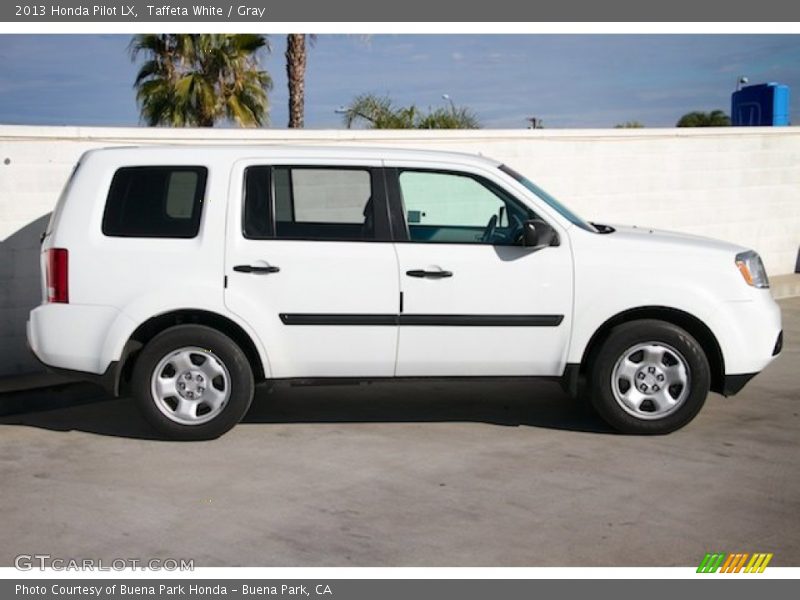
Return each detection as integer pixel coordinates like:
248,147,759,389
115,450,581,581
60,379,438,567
731,83,791,126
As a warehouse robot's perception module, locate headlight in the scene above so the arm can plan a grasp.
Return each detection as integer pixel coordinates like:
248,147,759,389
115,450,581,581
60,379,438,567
735,250,769,289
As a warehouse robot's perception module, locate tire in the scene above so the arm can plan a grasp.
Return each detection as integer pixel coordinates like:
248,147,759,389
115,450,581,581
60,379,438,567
589,319,710,434
132,325,254,440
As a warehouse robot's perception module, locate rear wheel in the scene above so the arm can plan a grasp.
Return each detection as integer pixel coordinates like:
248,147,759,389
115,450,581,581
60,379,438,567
132,325,254,440
589,319,710,434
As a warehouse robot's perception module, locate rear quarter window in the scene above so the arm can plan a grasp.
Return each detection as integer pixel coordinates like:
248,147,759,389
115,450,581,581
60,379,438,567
102,166,207,238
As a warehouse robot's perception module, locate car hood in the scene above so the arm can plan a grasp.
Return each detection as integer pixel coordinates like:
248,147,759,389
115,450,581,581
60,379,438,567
605,224,749,255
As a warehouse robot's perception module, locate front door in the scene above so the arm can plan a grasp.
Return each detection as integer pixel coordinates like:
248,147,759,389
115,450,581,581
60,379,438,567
224,160,399,378
388,165,573,377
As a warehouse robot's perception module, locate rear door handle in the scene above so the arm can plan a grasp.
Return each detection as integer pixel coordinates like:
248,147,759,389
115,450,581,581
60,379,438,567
233,264,280,274
406,269,453,279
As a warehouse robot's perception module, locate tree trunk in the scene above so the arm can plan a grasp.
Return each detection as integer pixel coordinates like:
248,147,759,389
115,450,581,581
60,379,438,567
286,34,307,129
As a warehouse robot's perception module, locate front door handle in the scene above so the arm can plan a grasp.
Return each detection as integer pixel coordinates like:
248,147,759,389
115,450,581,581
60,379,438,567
406,269,453,279
233,264,280,274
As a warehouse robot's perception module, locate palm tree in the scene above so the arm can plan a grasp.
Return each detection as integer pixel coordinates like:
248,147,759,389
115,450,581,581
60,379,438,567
342,94,409,128
286,34,316,128
130,34,272,127
676,110,731,127
342,93,479,129
417,107,480,129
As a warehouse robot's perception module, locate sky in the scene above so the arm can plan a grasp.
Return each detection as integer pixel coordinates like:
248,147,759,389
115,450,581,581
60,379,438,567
0,34,798,129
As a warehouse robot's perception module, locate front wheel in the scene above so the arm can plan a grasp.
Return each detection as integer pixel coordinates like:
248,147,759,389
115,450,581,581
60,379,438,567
132,325,254,440
589,319,710,434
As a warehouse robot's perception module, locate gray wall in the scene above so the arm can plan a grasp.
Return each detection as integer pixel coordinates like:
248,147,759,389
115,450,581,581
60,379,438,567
1,125,798,378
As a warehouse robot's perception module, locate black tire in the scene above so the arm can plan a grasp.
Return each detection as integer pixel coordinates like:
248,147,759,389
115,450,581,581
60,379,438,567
589,319,710,434
132,325,254,441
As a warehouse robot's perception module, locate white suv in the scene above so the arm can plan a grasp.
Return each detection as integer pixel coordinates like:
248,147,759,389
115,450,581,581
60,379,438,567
27,146,783,439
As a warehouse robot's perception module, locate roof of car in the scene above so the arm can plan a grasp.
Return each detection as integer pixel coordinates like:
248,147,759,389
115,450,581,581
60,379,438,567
87,144,503,167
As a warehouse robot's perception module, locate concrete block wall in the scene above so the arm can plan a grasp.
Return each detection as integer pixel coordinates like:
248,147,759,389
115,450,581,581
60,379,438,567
1,125,798,378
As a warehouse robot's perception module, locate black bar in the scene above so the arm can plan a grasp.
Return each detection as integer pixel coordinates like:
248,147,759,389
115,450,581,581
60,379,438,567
279,313,564,326
1,1,796,22
399,314,563,326
0,580,793,600
279,314,398,326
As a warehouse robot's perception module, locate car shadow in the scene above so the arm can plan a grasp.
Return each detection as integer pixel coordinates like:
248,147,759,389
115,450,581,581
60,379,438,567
0,379,615,440
0,214,53,377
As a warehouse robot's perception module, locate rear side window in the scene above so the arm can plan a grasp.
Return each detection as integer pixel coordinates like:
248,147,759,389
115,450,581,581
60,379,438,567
102,166,207,238
243,166,376,241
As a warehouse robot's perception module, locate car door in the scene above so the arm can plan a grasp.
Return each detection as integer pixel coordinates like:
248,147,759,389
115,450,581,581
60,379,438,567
387,163,573,377
224,158,400,378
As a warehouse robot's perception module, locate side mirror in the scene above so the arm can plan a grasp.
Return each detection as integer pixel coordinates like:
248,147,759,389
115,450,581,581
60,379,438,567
522,219,559,248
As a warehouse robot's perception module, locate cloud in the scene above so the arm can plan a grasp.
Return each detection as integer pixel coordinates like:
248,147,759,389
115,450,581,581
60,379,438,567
2,34,799,129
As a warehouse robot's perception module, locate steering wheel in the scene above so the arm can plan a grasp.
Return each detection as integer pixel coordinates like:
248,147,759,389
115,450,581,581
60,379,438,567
481,214,498,243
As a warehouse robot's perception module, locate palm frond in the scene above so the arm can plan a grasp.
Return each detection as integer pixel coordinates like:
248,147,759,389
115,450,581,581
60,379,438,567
130,33,272,127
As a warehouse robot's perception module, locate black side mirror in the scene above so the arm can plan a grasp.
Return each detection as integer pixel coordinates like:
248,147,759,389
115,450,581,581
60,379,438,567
522,219,559,248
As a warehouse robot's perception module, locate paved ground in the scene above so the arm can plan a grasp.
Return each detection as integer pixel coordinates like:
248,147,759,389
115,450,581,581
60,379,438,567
1,298,798,568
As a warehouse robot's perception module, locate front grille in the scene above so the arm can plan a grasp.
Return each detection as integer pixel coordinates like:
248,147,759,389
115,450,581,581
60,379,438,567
773,331,783,356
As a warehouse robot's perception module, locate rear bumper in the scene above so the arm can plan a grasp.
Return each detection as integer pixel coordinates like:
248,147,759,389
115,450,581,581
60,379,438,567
27,303,139,396
30,353,121,396
27,303,126,374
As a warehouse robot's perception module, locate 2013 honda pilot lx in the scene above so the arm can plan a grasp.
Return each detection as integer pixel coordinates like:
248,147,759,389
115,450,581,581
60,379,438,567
27,146,783,439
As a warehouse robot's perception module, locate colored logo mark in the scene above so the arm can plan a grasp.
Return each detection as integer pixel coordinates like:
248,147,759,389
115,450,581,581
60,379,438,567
697,552,773,573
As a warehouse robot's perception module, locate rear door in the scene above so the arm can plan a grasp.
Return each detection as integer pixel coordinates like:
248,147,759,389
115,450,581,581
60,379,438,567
224,158,400,378
387,163,573,377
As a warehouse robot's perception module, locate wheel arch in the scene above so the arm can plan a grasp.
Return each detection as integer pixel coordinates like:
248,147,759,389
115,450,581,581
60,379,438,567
575,306,725,395
116,309,267,396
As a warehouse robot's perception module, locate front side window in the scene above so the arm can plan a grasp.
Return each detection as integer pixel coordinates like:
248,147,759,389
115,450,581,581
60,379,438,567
244,166,376,241
398,170,533,245
102,166,207,238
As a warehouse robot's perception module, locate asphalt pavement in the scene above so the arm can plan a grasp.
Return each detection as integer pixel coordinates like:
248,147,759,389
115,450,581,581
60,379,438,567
1,298,797,567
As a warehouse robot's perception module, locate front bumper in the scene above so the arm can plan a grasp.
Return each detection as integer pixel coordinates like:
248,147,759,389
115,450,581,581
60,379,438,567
773,330,783,356
716,292,782,375
721,372,759,396
720,329,783,397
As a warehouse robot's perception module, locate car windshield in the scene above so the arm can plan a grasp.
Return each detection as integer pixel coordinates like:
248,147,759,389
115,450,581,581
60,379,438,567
499,165,597,233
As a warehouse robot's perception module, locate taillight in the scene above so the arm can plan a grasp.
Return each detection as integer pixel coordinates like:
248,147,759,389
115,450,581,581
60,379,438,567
46,248,69,303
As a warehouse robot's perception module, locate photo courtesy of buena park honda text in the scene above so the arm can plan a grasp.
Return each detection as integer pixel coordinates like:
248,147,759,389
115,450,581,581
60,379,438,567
0,0,798,598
